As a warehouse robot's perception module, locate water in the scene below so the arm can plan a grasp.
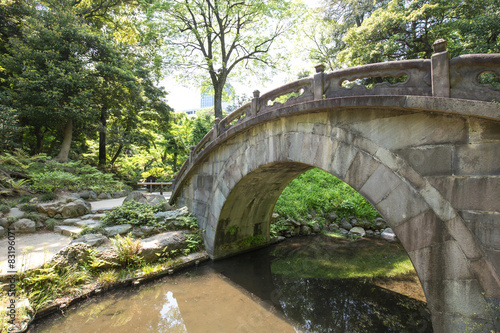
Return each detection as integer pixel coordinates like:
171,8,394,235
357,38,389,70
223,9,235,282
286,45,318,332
29,236,432,333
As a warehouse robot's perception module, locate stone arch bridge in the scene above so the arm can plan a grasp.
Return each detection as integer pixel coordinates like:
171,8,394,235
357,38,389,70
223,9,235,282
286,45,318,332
170,42,500,332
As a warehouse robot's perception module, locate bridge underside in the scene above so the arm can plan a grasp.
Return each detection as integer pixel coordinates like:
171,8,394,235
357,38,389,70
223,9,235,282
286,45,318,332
173,99,500,332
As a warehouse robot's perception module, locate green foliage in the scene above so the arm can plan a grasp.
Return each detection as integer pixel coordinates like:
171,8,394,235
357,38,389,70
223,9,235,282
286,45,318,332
40,192,57,202
0,204,10,214
111,234,142,266
101,201,157,226
274,168,379,221
96,269,119,287
17,263,90,310
44,218,60,231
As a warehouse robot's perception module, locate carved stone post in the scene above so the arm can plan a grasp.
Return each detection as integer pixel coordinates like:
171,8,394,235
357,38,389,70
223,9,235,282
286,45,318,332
188,145,195,164
431,39,450,98
314,64,326,100
212,118,220,141
250,90,260,117
172,174,177,190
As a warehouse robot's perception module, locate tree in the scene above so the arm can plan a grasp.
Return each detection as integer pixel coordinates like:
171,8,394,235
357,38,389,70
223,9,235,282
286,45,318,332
336,0,500,66
154,0,298,119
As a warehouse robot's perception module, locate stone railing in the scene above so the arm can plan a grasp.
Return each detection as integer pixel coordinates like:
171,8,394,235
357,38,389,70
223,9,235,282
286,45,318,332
172,39,500,190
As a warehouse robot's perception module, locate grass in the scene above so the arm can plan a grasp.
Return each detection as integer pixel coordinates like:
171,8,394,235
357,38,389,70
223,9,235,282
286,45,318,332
274,168,380,221
271,236,415,280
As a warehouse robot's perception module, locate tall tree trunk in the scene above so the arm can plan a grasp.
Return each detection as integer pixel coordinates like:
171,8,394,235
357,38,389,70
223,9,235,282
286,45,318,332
33,126,44,154
98,108,107,167
109,143,123,165
214,83,223,119
55,119,73,162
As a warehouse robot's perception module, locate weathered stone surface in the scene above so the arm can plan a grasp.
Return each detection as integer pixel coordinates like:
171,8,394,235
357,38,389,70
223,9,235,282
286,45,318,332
71,234,108,247
381,228,396,241
51,243,92,268
349,227,366,237
0,217,10,228
311,222,321,233
327,212,338,222
300,225,311,235
37,196,91,219
360,164,400,205
139,231,190,262
11,218,36,233
97,192,112,200
74,220,102,229
0,226,4,237
62,218,83,226
104,224,132,236
131,225,157,238
344,151,380,190
397,146,453,176
340,219,352,230
123,191,149,204
454,143,500,176
6,207,24,219
54,225,82,237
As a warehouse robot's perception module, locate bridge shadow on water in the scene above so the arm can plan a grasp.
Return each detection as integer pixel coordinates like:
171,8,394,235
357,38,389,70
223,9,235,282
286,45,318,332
212,235,433,333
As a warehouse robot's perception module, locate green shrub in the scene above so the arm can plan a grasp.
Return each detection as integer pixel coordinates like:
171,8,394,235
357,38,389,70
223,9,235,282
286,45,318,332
101,201,156,226
274,168,379,221
19,203,37,212
111,234,142,265
44,218,59,231
0,204,10,214
31,171,79,193
40,192,56,202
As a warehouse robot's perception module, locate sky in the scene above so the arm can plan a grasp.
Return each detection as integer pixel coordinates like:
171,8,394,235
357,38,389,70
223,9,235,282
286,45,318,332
160,0,323,112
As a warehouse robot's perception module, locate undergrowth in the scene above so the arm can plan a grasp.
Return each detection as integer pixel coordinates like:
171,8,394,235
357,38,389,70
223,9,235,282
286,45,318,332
274,168,379,221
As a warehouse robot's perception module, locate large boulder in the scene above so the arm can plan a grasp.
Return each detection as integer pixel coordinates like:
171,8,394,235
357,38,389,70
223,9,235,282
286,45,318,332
51,243,93,268
123,191,148,204
140,231,190,262
37,196,91,218
381,228,397,242
11,218,36,233
124,191,171,210
349,227,366,237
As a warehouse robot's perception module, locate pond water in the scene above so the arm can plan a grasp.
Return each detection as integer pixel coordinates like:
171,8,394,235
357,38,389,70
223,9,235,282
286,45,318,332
29,236,433,333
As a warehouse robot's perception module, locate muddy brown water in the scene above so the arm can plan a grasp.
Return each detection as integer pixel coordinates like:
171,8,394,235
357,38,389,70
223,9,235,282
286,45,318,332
29,236,433,333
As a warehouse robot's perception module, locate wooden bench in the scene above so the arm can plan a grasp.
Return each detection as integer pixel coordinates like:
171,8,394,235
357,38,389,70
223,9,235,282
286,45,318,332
136,182,172,195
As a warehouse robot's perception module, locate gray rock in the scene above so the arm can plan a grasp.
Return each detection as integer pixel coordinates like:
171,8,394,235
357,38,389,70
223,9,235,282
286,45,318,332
61,199,92,218
0,226,4,237
366,230,375,237
75,220,102,228
7,207,24,219
349,227,366,237
146,194,168,206
54,225,82,237
91,213,106,220
139,231,190,262
339,228,349,236
359,219,372,229
340,218,352,230
89,191,97,200
327,212,338,222
131,225,156,238
51,243,92,267
381,228,397,242
271,213,280,223
71,234,109,247
11,218,36,233
373,217,387,230
0,217,10,228
123,191,149,204
350,217,359,227
36,221,44,228
104,224,132,236
62,218,83,226
328,224,339,232
37,196,91,218
97,193,112,200
300,225,311,235
79,192,90,199
311,222,321,233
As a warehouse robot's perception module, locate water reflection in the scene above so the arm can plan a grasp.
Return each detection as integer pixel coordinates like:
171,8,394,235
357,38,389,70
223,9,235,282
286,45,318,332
30,236,432,333
158,291,187,332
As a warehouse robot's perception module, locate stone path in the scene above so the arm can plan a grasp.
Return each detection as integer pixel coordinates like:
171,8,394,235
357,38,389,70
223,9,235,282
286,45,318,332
0,232,72,275
0,191,172,276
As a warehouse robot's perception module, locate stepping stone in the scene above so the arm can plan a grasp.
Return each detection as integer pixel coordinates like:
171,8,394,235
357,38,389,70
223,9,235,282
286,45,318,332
54,225,82,237
91,213,106,220
104,224,132,236
62,218,83,226
75,220,102,228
